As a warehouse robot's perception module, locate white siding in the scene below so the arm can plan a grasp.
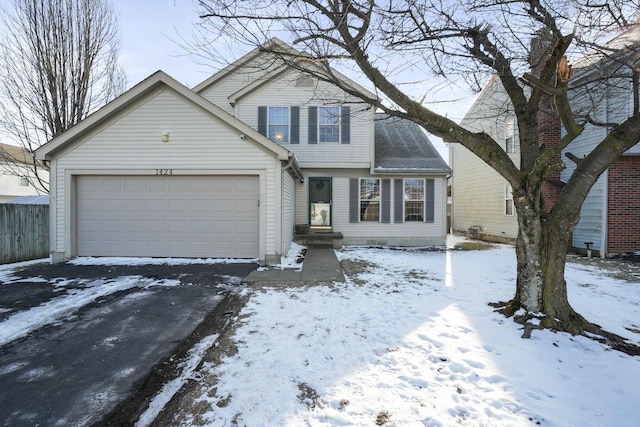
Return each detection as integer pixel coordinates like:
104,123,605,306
561,119,609,252
452,78,520,240
0,162,49,203
296,168,448,246
281,170,297,255
50,88,281,261
235,70,373,168
197,55,285,114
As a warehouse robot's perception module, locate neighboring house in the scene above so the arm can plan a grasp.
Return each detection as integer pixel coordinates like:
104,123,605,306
35,39,450,263
449,76,521,244
0,143,49,203
560,28,640,256
450,29,640,256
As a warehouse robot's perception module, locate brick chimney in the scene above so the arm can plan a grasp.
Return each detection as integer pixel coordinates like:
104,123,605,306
530,29,563,212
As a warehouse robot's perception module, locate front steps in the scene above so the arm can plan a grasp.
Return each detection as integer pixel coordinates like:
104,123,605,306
294,225,343,249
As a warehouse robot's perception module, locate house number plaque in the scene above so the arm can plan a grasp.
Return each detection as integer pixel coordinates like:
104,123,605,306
155,169,173,175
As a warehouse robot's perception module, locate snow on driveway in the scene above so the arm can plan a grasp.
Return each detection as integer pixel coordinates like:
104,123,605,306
153,239,640,426
0,275,179,347
0,256,255,347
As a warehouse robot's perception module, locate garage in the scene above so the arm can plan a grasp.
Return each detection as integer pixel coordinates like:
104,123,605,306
76,175,259,258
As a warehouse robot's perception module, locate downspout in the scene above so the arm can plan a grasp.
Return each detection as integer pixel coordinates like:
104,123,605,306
601,91,609,258
283,152,304,183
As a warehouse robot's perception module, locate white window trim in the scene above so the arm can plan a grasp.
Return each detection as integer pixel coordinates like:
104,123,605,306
505,118,515,154
403,178,425,222
318,106,341,144
505,183,514,216
359,177,381,222
268,106,290,143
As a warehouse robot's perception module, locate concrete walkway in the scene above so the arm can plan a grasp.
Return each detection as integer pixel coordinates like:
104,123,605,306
244,246,345,284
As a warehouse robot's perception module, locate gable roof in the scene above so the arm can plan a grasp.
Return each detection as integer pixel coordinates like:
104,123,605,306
374,113,450,174
34,71,296,165
194,37,377,102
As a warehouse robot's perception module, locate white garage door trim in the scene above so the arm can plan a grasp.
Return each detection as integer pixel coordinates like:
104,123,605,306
76,175,259,258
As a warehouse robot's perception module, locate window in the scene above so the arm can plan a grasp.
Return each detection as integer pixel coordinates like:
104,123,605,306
308,106,350,144
258,106,299,144
268,106,289,143
505,119,515,154
359,178,380,221
505,184,514,216
404,179,424,221
19,176,30,187
319,106,340,143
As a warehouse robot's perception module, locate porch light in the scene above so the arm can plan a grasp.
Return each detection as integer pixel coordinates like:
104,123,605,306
161,132,170,143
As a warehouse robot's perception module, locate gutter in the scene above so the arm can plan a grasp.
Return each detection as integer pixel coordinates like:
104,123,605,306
283,152,304,183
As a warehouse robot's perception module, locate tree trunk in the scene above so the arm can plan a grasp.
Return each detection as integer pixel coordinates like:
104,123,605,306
510,196,589,334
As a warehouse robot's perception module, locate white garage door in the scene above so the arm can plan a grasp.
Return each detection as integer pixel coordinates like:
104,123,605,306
77,175,259,258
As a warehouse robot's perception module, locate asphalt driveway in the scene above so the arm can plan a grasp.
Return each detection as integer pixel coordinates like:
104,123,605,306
0,259,257,427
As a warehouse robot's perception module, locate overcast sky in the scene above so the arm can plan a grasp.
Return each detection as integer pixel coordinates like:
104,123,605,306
116,1,208,88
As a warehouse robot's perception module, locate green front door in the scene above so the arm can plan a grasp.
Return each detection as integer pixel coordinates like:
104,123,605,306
309,177,332,228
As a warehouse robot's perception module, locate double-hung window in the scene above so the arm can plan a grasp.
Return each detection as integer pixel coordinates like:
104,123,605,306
318,106,340,143
404,179,424,221
268,106,289,143
359,178,380,221
308,105,350,144
258,106,300,144
505,118,515,154
505,183,514,216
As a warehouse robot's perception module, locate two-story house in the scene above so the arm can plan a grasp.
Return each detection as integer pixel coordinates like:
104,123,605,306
35,39,450,263
450,29,640,256
0,142,49,203
449,76,521,244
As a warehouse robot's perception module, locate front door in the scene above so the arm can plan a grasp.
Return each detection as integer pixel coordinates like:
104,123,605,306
309,177,332,229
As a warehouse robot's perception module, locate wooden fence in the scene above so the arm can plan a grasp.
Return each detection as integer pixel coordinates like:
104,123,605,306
0,204,49,264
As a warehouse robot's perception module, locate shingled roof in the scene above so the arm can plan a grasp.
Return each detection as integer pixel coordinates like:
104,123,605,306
374,113,450,173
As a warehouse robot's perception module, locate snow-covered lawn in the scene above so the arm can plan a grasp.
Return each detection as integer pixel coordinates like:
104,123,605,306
147,238,640,426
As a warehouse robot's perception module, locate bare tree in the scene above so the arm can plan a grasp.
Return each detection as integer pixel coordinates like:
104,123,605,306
0,0,126,190
196,0,640,343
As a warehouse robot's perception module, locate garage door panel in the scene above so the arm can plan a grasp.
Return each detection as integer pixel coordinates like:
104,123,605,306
190,199,211,212
168,220,188,233
146,199,167,211
124,219,144,232
77,176,259,258
101,178,122,191
168,178,189,192
169,199,188,213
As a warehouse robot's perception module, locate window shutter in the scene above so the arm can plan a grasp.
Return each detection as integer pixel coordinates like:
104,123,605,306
349,178,359,223
381,179,391,223
394,179,404,223
425,179,435,223
341,106,350,144
290,106,300,144
308,106,318,144
258,106,267,136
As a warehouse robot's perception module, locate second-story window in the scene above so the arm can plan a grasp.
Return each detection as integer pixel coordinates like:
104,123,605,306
505,183,514,216
258,106,300,144
319,106,340,143
268,106,289,143
308,105,350,144
505,118,515,154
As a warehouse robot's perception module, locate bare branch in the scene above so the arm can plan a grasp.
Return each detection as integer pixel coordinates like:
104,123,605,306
0,0,126,192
